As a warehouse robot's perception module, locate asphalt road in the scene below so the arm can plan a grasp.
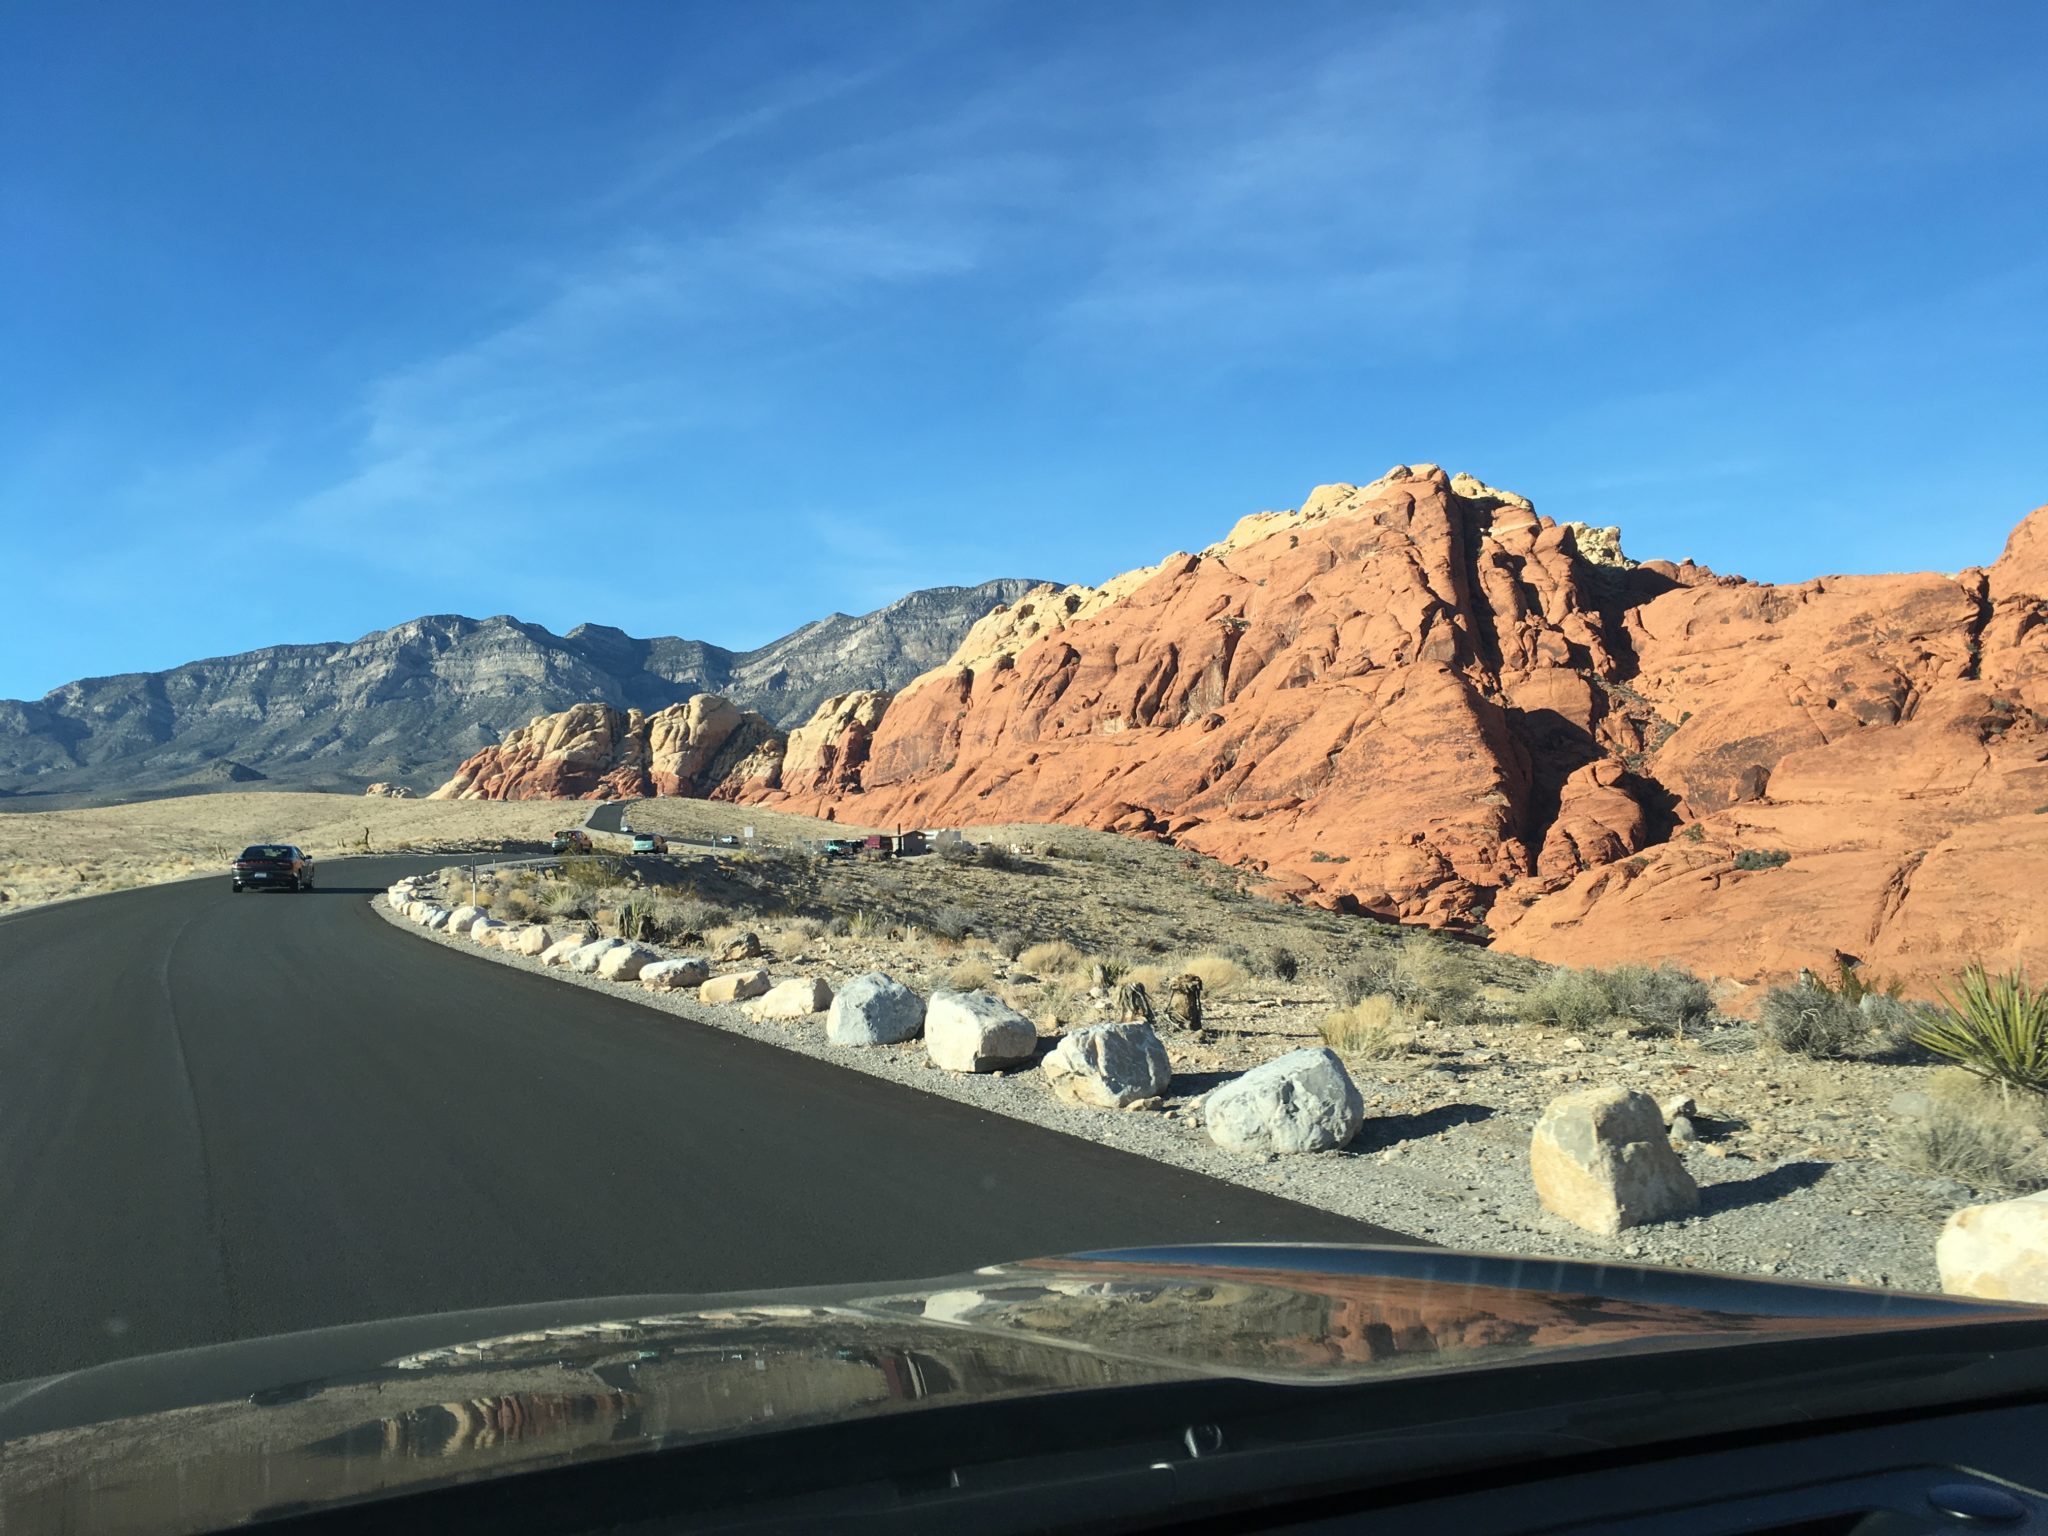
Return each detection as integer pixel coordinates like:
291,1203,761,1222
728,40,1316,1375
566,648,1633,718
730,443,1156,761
0,853,1410,1382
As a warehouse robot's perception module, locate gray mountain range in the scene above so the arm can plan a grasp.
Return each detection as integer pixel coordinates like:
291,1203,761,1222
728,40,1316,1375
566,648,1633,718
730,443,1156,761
0,578,1044,804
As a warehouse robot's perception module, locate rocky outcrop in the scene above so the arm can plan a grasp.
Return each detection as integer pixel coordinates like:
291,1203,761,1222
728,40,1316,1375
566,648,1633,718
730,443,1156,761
0,580,1042,800
430,697,782,801
423,468,2047,994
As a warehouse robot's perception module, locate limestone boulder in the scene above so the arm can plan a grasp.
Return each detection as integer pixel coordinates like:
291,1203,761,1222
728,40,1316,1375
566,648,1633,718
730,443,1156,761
538,934,587,966
1205,1049,1363,1155
506,924,551,956
640,957,711,991
1937,1192,2048,1302
446,905,485,936
1042,1023,1172,1108
925,990,1037,1073
470,918,508,946
699,969,771,1005
1531,1086,1699,1236
595,943,660,982
567,939,627,974
747,977,834,1020
420,907,452,931
825,973,925,1046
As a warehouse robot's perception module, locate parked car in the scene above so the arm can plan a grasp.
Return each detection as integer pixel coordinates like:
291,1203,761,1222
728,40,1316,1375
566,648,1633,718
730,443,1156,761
551,829,594,854
231,844,315,892
630,832,667,854
714,834,740,847
820,839,856,860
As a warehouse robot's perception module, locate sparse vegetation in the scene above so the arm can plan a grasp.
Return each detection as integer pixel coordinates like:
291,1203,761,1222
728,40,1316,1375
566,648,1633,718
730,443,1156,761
943,957,998,992
1733,848,1791,871
1319,994,1412,1061
1178,953,1247,996
1892,1073,2048,1190
847,908,888,940
1515,962,1715,1037
1913,966,2048,1095
1018,939,1083,978
991,928,1028,959
1267,945,1299,982
1342,930,1480,1026
932,903,979,941
1761,976,1868,1059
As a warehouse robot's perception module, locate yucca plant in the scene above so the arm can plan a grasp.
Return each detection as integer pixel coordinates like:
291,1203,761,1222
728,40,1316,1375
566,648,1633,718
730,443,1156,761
1914,967,2048,1095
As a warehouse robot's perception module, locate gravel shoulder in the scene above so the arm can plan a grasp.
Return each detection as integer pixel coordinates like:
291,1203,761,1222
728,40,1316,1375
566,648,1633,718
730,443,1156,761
376,894,1960,1293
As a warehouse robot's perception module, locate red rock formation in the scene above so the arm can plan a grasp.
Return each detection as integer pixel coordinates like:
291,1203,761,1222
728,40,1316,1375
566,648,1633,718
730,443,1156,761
429,697,781,802
429,470,2048,993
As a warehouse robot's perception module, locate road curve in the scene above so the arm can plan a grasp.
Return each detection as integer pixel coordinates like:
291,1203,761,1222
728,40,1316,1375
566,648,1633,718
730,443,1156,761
0,853,1411,1382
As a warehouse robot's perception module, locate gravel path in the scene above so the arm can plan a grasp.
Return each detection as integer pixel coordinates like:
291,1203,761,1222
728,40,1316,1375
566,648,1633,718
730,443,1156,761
377,895,1954,1293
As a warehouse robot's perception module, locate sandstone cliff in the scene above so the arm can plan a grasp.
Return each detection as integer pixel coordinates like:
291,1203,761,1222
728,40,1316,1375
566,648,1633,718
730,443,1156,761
434,467,2047,991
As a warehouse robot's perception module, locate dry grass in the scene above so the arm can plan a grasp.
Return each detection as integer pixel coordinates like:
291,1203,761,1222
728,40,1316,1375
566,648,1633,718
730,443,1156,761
1891,1070,2048,1190
1178,954,1247,995
0,791,586,915
1018,940,1084,979
1318,994,1414,1061
942,957,999,991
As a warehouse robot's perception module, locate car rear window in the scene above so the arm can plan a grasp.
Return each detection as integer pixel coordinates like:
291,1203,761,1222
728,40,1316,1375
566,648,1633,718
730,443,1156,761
239,846,292,861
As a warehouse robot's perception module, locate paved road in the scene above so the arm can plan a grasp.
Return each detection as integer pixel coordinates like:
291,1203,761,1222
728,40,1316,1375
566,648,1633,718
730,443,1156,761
0,854,1411,1382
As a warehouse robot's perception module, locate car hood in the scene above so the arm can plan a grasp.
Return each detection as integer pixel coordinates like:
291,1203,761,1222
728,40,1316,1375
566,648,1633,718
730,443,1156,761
4,1243,2044,1533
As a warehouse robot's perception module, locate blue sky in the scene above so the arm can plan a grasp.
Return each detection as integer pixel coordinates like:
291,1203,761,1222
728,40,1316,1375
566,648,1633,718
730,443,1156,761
3,1,2044,701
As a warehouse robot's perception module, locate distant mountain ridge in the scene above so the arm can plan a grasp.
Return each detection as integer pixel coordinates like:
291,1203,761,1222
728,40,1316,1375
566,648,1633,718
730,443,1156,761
0,579,1046,801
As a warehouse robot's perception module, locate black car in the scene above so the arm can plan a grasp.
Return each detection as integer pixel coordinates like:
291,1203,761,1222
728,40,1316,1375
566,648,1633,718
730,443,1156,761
230,843,315,892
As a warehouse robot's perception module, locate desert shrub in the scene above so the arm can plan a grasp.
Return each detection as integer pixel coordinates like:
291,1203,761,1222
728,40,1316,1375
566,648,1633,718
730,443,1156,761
1179,954,1246,995
1914,966,2048,1094
1681,823,1705,843
1319,994,1412,1061
1761,978,1868,1059
1598,963,1714,1037
1019,940,1083,978
1733,848,1791,871
933,903,979,941
826,914,852,937
559,854,624,892
1515,968,1614,1033
1087,955,1129,987
541,882,588,920
847,908,888,940
783,916,825,941
934,841,976,865
991,928,1028,960
1033,982,1084,1031
943,957,998,991
1267,945,1300,982
975,843,1021,872
1346,931,1480,1025
1861,992,1930,1055
1892,1077,2048,1189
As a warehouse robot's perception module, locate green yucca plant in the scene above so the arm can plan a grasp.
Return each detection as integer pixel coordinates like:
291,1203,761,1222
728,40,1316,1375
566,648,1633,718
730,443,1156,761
1914,967,2048,1095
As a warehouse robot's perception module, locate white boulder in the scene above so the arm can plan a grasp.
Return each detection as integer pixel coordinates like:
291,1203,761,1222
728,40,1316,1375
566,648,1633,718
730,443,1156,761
420,907,452,931
640,957,711,991
748,977,834,1020
1531,1086,1699,1236
539,934,586,966
1042,1022,1172,1108
1938,1191,2048,1302
506,925,551,956
699,969,771,1005
595,943,660,982
925,990,1037,1073
446,905,485,935
568,939,627,974
1206,1049,1363,1155
826,973,926,1046
470,918,508,945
